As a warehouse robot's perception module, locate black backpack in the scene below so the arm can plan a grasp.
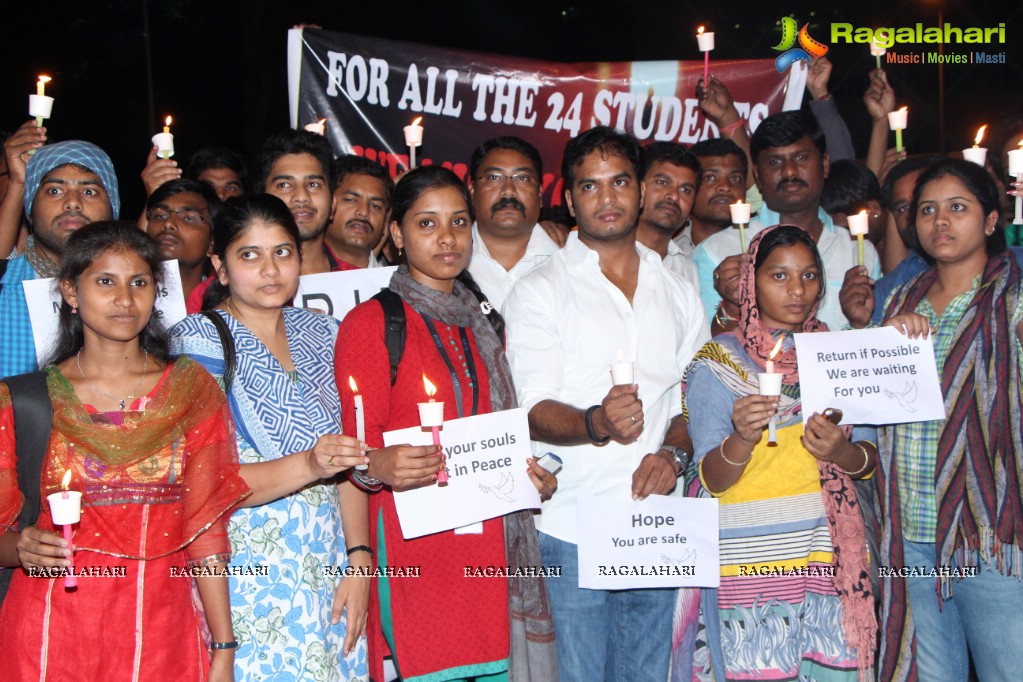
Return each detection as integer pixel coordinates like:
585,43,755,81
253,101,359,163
372,277,503,387
0,371,54,600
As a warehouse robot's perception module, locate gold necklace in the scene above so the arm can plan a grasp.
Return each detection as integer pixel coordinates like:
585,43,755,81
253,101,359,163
76,350,149,410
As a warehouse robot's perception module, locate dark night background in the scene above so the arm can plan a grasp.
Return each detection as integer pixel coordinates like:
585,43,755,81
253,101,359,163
2,1,1020,217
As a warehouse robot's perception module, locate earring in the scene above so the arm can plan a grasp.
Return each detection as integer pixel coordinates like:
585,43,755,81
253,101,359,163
71,307,77,314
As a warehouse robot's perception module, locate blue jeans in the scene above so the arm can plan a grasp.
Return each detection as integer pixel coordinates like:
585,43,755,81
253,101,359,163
538,532,675,682
903,539,1023,681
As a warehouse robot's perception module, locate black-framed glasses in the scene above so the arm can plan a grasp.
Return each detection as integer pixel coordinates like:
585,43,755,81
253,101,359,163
147,207,208,226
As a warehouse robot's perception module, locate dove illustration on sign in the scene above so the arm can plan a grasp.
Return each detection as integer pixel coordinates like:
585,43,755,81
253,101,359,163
479,471,516,503
884,380,919,412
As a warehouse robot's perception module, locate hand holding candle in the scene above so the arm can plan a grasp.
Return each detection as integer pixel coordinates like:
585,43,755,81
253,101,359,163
847,209,869,267
759,338,784,447
46,469,81,589
1008,141,1023,225
729,199,751,252
404,116,424,170
29,75,54,128
418,374,447,486
152,116,174,159
348,377,368,470
696,26,715,85
961,125,988,167
887,107,908,153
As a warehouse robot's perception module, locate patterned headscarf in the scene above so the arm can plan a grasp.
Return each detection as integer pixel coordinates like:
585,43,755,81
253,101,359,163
24,140,121,220
734,224,828,383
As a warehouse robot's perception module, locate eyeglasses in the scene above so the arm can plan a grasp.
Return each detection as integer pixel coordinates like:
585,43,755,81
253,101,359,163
475,173,539,188
147,207,208,226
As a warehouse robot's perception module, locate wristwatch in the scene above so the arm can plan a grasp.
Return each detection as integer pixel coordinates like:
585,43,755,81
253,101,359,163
658,446,691,477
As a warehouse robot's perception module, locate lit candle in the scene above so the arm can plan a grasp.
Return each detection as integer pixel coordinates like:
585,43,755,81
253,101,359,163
417,374,447,486
610,350,635,386
847,209,870,267
961,125,988,167
404,116,424,170
869,34,886,70
348,377,368,471
304,118,327,135
152,116,175,160
29,75,54,129
46,469,81,589
696,26,715,85
1008,141,1023,225
729,199,751,252
887,107,908,153
760,338,784,447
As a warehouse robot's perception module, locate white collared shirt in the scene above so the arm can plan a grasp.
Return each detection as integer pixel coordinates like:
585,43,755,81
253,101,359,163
692,207,880,330
468,223,560,311
662,237,701,296
504,233,710,543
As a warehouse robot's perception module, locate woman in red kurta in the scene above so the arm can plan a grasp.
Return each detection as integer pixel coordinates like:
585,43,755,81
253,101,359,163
0,222,248,681
334,167,558,682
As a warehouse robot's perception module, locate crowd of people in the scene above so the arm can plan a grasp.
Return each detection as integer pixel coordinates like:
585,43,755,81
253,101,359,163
0,55,1021,682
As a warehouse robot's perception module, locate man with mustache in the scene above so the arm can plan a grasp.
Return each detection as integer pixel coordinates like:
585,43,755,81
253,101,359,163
0,140,120,378
324,155,393,270
143,178,220,311
694,110,880,330
635,142,701,290
467,136,559,309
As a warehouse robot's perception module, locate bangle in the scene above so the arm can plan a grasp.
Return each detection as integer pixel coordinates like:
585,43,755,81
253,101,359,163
351,468,383,492
713,305,735,329
719,118,745,135
719,434,753,466
211,640,239,650
585,405,611,445
346,544,373,558
844,443,871,477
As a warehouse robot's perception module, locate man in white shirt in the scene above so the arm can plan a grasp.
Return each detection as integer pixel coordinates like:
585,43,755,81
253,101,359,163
693,110,880,331
634,141,701,291
467,136,560,310
504,127,709,682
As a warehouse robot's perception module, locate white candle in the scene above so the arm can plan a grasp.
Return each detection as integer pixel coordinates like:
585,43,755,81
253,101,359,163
348,376,367,470
404,116,423,169
30,75,53,128
847,210,869,236
729,200,750,225
153,115,174,159
417,374,444,427
696,26,715,51
962,125,988,167
610,350,635,386
48,469,81,589
887,107,908,131
304,118,326,135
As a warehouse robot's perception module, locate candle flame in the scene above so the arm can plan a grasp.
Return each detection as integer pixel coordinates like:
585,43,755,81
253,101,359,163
422,373,437,398
348,376,359,393
769,338,784,360
318,118,327,125
697,25,705,35
165,115,172,126
974,125,987,146
898,106,907,114
411,116,423,126
38,75,52,84
736,198,744,205
61,469,72,490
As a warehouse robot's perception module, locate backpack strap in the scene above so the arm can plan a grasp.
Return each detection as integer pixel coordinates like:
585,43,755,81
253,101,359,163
372,290,406,387
199,311,236,392
0,370,53,600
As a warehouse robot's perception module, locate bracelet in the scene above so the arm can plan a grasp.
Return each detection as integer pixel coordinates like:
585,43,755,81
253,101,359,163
719,118,745,135
719,434,753,466
346,544,374,558
713,305,736,329
585,405,611,445
211,640,239,650
844,443,871,477
351,468,384,492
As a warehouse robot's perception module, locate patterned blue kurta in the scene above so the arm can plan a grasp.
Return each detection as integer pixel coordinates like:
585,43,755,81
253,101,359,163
171,307,368,681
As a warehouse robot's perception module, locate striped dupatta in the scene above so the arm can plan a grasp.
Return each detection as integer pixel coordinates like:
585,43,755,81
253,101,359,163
877,252,1023,681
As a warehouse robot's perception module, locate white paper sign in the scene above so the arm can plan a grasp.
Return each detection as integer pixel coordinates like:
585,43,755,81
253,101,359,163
794,327,945,426
293,266,396,321
577,494,720,590
24,261,187,365
383,408,541,539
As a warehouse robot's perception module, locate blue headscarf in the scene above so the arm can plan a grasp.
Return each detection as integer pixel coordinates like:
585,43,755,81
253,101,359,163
24,140,121,220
